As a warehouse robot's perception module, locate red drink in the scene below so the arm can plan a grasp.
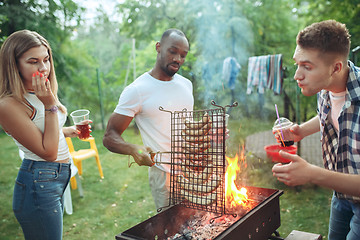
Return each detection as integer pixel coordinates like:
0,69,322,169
76,123,90,139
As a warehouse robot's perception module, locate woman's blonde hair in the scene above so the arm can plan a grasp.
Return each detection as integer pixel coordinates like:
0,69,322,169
0,30,66,113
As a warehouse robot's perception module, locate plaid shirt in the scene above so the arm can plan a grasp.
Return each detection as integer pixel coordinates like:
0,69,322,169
318,61,360,203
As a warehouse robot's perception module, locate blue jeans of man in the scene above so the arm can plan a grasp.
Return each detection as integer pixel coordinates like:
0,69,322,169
328,193,360,240
13,159,70,240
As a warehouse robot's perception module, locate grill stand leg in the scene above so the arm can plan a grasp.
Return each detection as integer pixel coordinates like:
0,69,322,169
268,230,284,240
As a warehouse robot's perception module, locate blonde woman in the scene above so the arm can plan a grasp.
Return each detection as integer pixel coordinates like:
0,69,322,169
0,30,82,240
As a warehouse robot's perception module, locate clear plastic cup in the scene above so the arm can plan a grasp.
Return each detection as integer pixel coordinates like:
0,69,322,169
272,117,294,147
70,109,90,139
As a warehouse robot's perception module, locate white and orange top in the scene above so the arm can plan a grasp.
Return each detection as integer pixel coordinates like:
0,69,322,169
9,92,71,162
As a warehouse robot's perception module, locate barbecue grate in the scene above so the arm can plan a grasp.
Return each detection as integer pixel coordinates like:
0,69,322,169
158,101,237,215
115,186,284,240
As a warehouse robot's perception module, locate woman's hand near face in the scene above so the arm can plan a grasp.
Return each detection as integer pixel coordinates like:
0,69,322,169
32,72,56,107
32,71,59,161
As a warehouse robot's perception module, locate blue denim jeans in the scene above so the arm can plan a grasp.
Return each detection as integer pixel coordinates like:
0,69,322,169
13,159,70,240
328,193,360,240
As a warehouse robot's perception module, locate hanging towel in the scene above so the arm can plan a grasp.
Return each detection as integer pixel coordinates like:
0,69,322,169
222,57,241,89
267,54,283,94
246,56,256,94
246,55,268,94
247,54,283,95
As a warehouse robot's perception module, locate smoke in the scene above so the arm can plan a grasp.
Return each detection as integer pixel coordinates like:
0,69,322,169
190,0,254,107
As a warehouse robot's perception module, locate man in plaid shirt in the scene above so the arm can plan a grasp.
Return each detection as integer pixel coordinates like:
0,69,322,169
272,20,360,239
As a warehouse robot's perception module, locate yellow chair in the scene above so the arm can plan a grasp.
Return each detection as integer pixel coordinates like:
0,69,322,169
66,137,104,190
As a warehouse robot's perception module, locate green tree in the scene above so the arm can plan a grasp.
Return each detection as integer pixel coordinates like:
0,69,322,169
0,0,86,113
117,0,197,43
294,0,360,58
114,0,307,120
288,0,360,122
0,0,83,43
73,11,136,123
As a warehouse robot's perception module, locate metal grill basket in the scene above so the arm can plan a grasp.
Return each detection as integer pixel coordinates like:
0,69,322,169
158,101,237,214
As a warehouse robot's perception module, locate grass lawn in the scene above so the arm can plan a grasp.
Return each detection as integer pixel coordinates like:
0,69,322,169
0,118,331,239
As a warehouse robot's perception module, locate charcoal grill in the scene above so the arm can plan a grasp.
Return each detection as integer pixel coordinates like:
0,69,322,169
115,186,283,240
117,101,285,239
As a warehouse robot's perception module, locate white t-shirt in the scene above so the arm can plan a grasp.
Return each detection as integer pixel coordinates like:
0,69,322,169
329,90,346,132
114,72,194,172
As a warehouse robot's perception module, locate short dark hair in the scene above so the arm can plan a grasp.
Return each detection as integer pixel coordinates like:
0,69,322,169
160,28,188,43
296,20,351,58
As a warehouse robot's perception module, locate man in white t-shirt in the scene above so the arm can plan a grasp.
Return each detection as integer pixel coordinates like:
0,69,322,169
103,29,193,210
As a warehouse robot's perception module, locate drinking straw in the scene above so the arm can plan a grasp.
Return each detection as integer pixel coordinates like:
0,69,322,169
275,104,285,147
276,129,286,147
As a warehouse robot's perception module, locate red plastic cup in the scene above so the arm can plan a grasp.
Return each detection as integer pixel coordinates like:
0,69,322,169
264,144,297,163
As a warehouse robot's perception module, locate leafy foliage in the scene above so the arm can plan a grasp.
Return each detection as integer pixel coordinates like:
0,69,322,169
1,0,358,124
0,0,88,121
115,0,304,118
0,0,83,47
294,0,360,53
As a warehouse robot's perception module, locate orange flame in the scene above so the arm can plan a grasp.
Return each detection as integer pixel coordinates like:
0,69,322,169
225,146,248,209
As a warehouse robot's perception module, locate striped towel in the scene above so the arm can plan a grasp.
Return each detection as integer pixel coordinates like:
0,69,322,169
247,54,283,95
